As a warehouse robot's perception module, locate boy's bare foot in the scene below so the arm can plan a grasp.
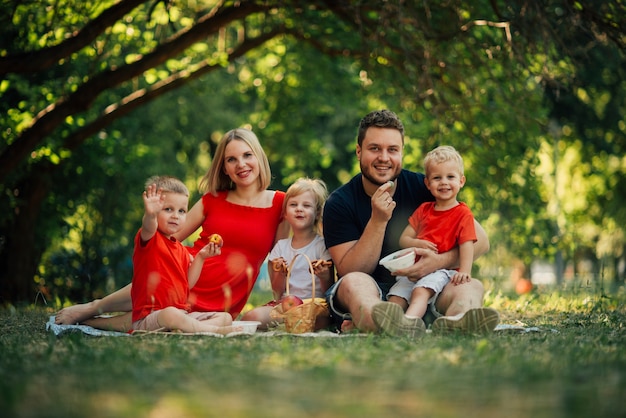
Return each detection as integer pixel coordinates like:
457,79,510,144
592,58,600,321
54,300,101,325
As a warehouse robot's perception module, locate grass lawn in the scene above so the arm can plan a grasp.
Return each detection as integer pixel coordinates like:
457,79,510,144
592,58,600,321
1,282,625,418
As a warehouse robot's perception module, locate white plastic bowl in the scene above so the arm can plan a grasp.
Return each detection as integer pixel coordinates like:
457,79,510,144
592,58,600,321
379,249,416,273
232,321,261,334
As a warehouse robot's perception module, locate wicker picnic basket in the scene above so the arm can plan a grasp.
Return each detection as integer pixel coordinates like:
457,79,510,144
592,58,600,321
269,253,329,334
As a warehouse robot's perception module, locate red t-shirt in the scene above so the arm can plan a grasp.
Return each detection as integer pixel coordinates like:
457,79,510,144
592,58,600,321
131,230,191,322
408,201,476,254
187,190,285,317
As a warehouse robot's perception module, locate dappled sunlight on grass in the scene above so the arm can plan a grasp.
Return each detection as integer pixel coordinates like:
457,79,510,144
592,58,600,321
485,283,626,326
1,288,625,418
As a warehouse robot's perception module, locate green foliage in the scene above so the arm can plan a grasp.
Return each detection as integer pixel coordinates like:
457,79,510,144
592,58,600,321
1,0,625,303
234,38,369,190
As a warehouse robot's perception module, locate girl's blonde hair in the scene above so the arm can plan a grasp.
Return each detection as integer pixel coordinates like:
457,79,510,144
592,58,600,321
424,145,464,177
145,175,189,196
284,177,328,234
199,128,271,195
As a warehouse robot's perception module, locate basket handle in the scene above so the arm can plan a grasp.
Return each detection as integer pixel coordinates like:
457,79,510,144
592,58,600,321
285,253,316,300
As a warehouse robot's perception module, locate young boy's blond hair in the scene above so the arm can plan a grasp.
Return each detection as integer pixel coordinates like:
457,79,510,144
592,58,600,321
145,175,189,196
423,145,464,177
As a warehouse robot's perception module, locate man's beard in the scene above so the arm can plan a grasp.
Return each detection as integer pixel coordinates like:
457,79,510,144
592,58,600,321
361,161,399,187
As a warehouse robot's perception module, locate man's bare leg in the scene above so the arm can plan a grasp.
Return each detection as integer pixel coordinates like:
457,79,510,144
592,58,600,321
336,272,382,332
435,279,484,316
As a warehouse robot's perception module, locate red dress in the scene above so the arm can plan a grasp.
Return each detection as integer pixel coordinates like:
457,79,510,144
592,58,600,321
131,230,191,323
187,190,285,317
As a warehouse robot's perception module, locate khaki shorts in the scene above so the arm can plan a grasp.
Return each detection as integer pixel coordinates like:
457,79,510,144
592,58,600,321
388,269,454,306
387,269,456,321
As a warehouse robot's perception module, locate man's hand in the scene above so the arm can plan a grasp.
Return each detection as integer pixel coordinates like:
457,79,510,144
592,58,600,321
371,181,396,223
393,248,449,282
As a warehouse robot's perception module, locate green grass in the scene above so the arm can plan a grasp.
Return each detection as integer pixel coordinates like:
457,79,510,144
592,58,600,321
1,283,625,418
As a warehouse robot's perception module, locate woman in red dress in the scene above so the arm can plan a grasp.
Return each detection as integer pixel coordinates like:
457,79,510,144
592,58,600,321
55,128,289,331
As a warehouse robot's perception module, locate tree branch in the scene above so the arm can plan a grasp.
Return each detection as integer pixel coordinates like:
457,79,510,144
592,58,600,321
0,0,145,76
0,1,270,182
62,29,282,153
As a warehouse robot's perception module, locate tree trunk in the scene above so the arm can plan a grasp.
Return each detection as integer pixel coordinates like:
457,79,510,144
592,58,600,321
0,174,49,305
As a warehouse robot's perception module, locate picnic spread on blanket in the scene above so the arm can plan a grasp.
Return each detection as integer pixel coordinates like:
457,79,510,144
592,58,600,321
46,316,554,337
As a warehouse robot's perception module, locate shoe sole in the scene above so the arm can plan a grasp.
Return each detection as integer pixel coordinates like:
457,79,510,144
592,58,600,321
432,307,500,334
372,302,425,338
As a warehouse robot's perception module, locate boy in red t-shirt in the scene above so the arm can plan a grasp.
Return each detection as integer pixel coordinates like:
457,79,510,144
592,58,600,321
374,146,480,336
131,176,239,335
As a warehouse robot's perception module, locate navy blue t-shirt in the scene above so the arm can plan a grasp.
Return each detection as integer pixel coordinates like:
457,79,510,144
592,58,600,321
323,169,434,293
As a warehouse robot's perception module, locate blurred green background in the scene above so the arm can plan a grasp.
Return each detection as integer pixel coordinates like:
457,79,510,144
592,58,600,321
1,1,625,305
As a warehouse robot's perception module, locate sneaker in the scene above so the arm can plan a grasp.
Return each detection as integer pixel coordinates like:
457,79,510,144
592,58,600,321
372,302,426,338
432,307,500,334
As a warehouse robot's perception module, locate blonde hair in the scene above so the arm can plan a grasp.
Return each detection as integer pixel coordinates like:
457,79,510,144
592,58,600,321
199,128,271,195
284,177,328,234
424,145,464,177
145,175,189,196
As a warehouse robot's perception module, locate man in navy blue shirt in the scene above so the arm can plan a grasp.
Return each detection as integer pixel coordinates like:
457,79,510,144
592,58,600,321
323,109,499,336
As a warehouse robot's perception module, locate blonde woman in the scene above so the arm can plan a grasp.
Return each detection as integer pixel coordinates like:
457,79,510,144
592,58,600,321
55,128,289,331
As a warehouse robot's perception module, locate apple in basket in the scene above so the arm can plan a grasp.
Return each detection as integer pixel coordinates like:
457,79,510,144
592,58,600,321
208,233,223,247
281,295,303,312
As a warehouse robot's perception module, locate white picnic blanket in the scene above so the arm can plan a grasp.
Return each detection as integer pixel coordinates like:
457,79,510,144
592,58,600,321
46,316,552,337
45,316,358,338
